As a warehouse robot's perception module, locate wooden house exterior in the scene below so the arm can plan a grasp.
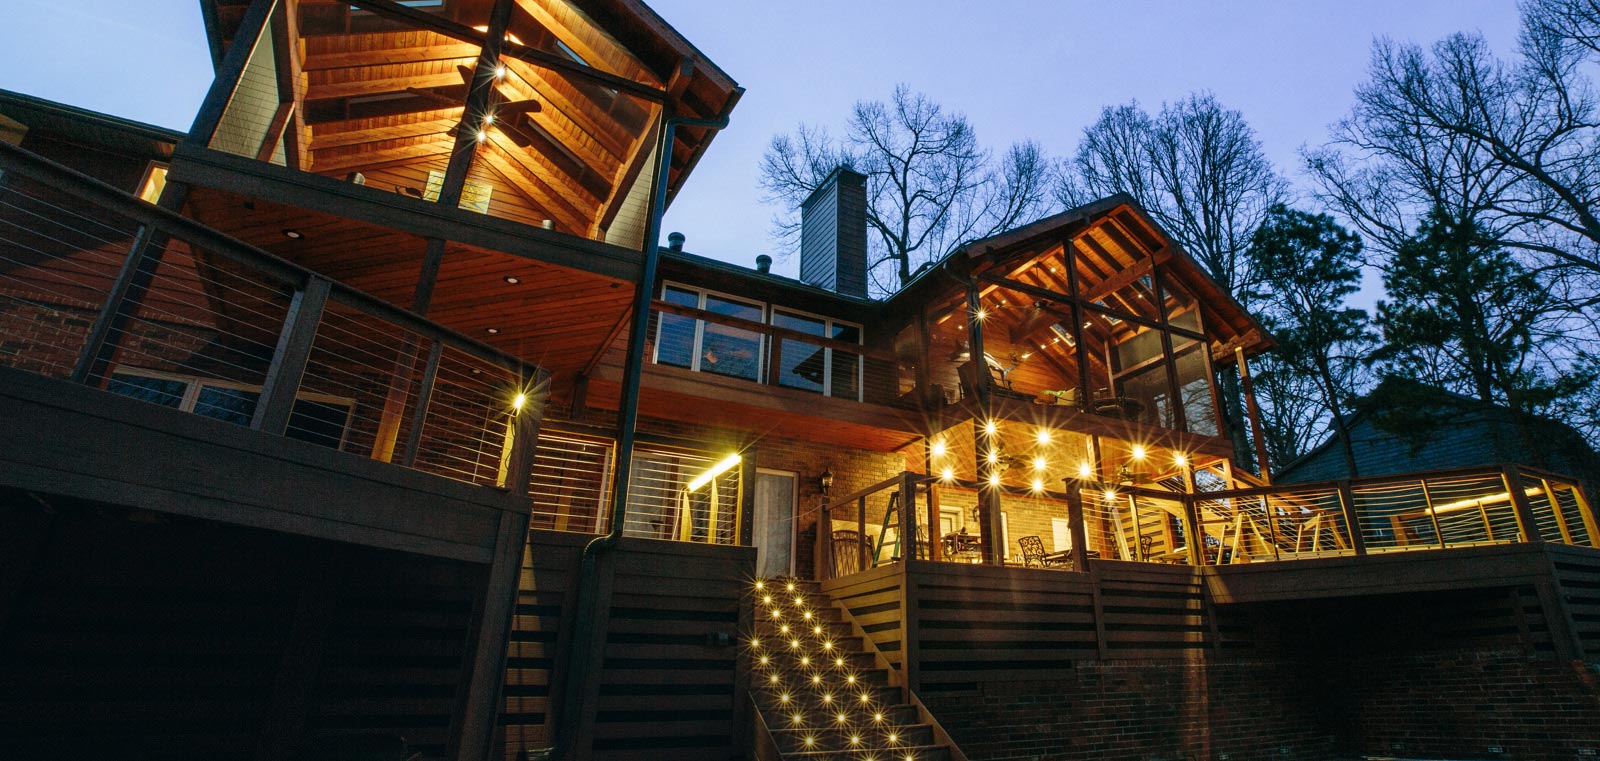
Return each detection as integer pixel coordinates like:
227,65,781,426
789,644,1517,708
2,2,1600,760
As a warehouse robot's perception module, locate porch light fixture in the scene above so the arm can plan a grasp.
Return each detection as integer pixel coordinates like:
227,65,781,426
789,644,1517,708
512,392,527,411
486,327,500,334
1036,428,1052,445
1103,489,1118,502
1033,456,1047,471
687,453,742,492
931,439,946,457
1174,453,1188,467
983,420,998,436
494,64,507,79
282,229,303,239
940,467,954,481
1077,461,1093,479
475,130,488,143
988,473,1002,487
1031,477,1045,492
974,308,988,321
1131,445,1147,460
819,467,834,496
986,450,999,465
504,275,520,284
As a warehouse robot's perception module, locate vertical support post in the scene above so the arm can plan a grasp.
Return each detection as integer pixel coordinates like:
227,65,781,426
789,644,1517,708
1151,262,1187,432
397,340,445,468
1337,480,1367,556
966,284,1005,567
1571,482,1600,548
816,496,833,582
737,450,756,548
1420,479,1447,550
1065,483,1091,573
1181,464,1204,566
503,370,549,497
1260,495,1280,561
252,277,331,436
857,497,868,570
1542,477,1575,545
1129,494,1144,561
1504,465,1541,543
448,507,532,761
900,472,919,563
1234,346,1273,484
925,482,942,562
72,183,193,386
1062,235,1092,408
897,490,922,695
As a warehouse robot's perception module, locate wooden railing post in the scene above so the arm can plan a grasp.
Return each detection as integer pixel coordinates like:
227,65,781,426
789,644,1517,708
1065,484,1092,573
926,482,943,563
1180,463,1204,566
252,276,331,435
857,497,869,570
502,370,548,497
816,497,833,582
900,472,918,562
1419,479,1447,549
396,341,445,468
1571,482,1600,548
1503,465,1541,543
1542,477,1576,545
1336,480,1367,556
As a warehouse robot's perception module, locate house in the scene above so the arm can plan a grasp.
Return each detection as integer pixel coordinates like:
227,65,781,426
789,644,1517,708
1279,376,1600,500
2,2,1599,760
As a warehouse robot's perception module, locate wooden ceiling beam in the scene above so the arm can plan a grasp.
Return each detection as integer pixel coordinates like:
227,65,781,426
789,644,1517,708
308,137,458,173
306,71,463,101
514,0,660,88
479,125,597,212
311,116,462,151
476,135,590,233
501,57,629,159
496,60,621,174
302,42,481,71
344,0,669,103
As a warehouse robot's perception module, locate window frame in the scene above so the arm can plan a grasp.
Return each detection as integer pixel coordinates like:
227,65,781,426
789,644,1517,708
654,281,768,383
107,366,355,448
769,303,863,401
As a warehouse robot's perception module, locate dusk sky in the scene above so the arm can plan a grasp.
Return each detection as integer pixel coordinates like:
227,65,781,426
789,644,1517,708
1,0,1523,279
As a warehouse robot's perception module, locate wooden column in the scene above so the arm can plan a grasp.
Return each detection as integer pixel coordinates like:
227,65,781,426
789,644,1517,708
1572,482,1600,548
816,496,833,581
1181,463,1204,566
1234,347,1273,484
925,482,942,563
1337,479,1367,556
252,277,331,435
449,508,533,761
966,284,1005,566
1503,465,1541,543
1065,485,1092,574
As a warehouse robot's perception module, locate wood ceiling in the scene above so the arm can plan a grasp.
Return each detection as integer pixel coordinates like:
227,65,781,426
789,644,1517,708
204,0,739,240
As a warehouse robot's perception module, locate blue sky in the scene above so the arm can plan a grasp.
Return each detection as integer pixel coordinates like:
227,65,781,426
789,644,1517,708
0,0,1523,278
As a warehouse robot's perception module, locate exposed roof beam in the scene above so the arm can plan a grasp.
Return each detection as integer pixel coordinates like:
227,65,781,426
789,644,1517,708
306,72,462,101
345,0,669,103
478,132,591,232
310,114,462,151
515,0,660,88
303,42,481,71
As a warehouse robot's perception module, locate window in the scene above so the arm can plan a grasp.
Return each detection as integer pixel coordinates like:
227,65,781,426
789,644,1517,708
424,169,492,214
653,283,866,401
653,284,765,383
106,369,352,449
771,308,861,400
136,162,169,204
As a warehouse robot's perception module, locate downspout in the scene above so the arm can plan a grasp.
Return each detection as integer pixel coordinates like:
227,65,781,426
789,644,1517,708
543,98,739,761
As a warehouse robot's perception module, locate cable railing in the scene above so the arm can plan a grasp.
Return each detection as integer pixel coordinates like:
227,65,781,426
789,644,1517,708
0,141,546,496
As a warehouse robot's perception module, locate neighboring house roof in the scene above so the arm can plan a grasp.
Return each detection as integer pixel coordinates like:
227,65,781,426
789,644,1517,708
1276,378,1600,494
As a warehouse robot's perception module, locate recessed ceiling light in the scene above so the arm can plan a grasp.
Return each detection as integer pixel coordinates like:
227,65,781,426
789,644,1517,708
503,276,521,284
282,229,303,239
486,327,500,335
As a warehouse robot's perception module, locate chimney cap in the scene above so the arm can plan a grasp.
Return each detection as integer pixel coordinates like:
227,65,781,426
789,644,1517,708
667,231,686,251
755,254,772,274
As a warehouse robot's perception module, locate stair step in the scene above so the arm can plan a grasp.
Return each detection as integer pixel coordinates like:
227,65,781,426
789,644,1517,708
768,724,936,751
779,744,949,761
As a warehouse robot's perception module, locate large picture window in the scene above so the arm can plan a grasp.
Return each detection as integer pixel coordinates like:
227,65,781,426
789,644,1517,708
653,283,864,400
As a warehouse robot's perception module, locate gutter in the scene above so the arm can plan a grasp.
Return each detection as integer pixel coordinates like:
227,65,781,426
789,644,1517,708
539,94,741,761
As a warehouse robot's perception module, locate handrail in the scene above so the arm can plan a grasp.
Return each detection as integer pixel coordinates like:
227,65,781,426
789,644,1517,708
0,141,528,376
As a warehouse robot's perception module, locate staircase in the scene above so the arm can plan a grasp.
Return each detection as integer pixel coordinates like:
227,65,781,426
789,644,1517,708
745,577,959,761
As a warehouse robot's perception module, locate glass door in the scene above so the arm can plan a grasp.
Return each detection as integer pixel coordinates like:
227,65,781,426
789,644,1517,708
754,469,798,577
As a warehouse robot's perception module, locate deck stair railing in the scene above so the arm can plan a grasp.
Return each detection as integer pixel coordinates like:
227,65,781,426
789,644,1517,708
0,141,545,494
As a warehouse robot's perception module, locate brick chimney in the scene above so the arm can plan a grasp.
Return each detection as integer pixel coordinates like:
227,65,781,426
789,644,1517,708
799,166,868,298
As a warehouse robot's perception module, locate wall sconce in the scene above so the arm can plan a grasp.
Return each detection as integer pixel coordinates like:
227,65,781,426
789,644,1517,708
819,468,834,496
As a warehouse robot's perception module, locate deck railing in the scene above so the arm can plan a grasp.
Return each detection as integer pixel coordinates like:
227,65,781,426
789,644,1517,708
0,141,545,495
819,464,1597,580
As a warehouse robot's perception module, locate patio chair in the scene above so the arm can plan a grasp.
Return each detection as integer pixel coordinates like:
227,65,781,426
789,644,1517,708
1137,534,1156,562
1018,535,1071,568
832,529,865,577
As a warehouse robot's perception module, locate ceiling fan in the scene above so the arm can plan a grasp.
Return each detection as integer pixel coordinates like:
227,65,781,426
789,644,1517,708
405,64,542,147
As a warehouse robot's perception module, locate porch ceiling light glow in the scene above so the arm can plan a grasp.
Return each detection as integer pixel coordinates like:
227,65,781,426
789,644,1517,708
282,228,303,239
940,467,954,481
931,439,946,457
1103,489,1118,502
989,473,1002,487
983,420,998,436
1033,456,1047,471
513,392,527,411
1036,428,1052,445
974,307,988,321
1174,453,1188,467
1032,477,1045,492
1131,445,1147,460
986,450,999,465
1078,462,1093,478
686,453,741,491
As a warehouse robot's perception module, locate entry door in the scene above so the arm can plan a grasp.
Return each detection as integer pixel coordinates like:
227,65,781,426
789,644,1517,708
754,469,798,578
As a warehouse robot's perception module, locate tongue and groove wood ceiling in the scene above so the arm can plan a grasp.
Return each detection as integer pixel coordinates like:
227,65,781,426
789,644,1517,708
205,0,737,239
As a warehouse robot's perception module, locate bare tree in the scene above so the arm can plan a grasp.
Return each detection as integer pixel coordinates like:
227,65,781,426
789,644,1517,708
1057,93,1288,470
1056,93,1288,299
760,85,1053,295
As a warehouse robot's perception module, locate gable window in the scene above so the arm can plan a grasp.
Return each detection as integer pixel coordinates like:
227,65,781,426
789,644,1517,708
136,162,169,204
106,368,352,449
424,169,492,214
